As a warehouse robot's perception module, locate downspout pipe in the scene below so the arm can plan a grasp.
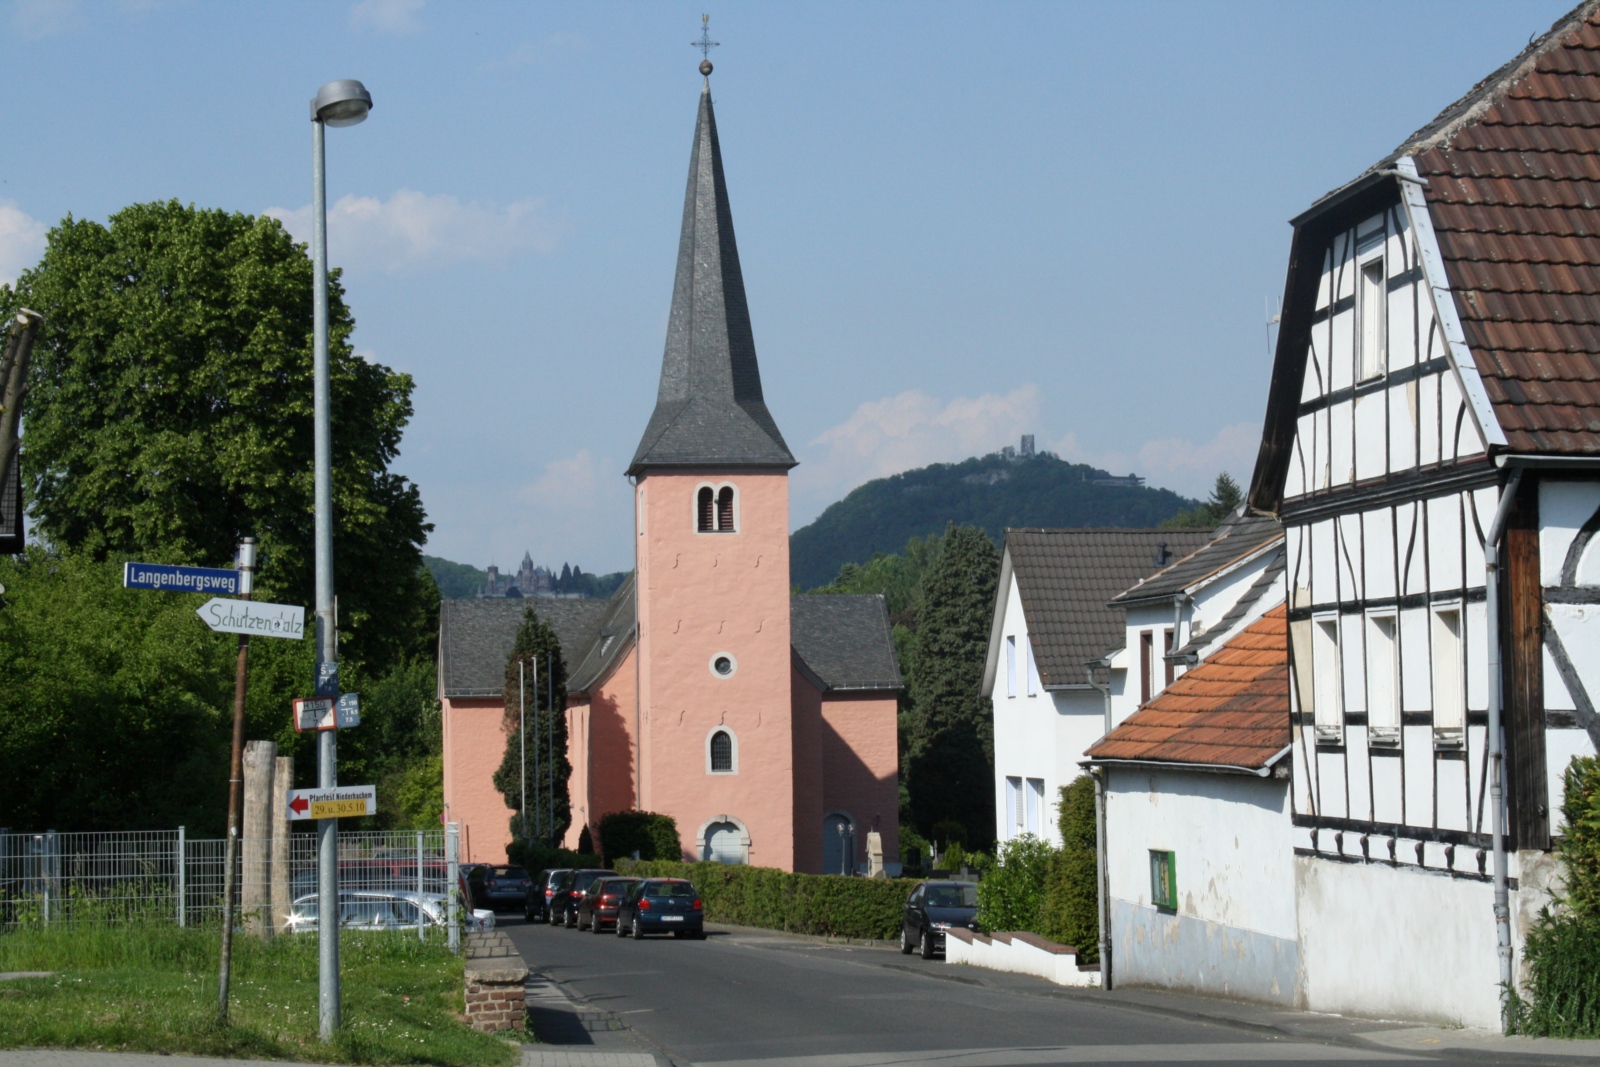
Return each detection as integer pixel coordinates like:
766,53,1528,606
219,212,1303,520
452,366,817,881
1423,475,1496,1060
1485,467,1523,1024
1086,663,1113,989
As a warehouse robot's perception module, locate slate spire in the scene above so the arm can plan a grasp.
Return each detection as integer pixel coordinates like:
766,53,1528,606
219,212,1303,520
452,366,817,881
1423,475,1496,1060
628,78,797,476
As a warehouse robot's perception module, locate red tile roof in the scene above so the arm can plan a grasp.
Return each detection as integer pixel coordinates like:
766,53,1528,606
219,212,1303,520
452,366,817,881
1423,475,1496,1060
1409,5,1600,454
1085,605,1288,771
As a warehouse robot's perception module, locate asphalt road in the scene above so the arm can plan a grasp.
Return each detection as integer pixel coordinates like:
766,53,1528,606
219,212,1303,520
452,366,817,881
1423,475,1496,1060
501,916,1462,1067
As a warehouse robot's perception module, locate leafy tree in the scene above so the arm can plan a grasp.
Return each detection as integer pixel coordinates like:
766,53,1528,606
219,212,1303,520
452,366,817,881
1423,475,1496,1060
904,523,1000,848
596,811,681,864
5,200,435,674
1160,472,1243,529
492,607,571,849
976,834,1055,932
1039,775,1100,962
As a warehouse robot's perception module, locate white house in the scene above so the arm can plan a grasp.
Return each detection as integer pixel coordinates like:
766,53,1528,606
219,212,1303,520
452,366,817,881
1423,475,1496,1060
1089,2,1600,1029
982,529,1211,847
1105,512,1284,728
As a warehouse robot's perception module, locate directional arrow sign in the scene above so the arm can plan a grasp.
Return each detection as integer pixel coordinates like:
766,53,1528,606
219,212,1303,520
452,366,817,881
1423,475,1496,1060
293,697,335,733
286,784,376,821
124,562,240,595
196,598,305,640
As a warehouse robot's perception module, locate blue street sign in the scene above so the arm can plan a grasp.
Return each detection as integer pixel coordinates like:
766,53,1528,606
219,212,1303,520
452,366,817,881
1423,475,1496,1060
123,562,240,596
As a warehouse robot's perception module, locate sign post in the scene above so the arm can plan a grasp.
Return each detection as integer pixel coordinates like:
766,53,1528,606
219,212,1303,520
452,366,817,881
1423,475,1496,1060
216,538,256,1026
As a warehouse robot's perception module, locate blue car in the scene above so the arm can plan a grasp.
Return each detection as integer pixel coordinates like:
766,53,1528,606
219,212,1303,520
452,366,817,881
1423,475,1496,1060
615,878,705,939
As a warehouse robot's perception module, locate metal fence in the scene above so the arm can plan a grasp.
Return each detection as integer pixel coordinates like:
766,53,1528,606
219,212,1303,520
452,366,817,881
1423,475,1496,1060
0,828,453,934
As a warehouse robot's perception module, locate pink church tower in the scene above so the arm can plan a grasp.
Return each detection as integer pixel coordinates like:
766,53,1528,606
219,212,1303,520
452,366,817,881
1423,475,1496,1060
628,71,803,869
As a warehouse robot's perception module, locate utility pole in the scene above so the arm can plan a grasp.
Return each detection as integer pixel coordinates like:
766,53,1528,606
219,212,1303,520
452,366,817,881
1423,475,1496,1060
519,659,527,842
216,536,256,1024
0,310,44,516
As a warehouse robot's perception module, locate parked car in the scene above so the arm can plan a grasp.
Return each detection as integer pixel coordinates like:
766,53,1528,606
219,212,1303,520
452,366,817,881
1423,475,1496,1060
553,868,618,927
527,868,571,922
615,878,705,939
900,880,978,959
468,864,532,911
285,889,443,933
576,877,639,933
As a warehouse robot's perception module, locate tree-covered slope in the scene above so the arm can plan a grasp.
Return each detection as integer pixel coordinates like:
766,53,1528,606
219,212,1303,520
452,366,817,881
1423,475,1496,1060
790,452,1196,590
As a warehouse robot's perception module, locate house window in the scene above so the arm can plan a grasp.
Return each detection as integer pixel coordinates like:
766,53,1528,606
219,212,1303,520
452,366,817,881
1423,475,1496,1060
697,486,714,532
1025,638,1038,697
1006,635,1017,698
1150,850,1177,910
1367,613,1400,744
1163,628,1175,688
717,486,736,532
707,728,737,774
1358,256,1386,381
1140,630,1153,704
1432,606,1465,746
1005,777,1022,837
1025,778,1044,835
1312,615,1342,744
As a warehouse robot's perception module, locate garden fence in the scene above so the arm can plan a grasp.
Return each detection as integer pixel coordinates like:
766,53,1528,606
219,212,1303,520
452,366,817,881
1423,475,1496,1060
0,827,454,934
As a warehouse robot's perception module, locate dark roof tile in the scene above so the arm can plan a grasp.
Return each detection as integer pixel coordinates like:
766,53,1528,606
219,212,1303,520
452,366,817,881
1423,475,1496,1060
439,596,612,699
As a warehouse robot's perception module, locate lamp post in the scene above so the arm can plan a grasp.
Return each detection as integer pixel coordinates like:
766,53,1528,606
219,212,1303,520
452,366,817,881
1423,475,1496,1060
310,77,371,1043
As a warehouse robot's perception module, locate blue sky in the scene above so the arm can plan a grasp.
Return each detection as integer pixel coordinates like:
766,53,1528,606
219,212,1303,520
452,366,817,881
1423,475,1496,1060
0,0,1575,574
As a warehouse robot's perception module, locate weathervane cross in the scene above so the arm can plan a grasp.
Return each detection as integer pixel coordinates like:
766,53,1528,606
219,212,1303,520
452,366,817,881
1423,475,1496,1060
694,14,719,62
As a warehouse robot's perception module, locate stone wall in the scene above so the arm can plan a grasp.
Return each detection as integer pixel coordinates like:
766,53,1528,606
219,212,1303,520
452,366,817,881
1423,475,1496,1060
464,930,528,1033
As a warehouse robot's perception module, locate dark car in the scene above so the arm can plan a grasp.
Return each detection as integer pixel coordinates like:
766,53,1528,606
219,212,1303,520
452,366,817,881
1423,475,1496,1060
553,868,618,928
526,868,571,922
468,865,532,912
901,880,978,958
615,878,705,939
576,876,640,933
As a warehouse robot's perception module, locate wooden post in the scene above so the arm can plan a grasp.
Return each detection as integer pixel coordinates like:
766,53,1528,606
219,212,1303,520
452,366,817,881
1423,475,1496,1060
271,755,294,934
242,740,276,936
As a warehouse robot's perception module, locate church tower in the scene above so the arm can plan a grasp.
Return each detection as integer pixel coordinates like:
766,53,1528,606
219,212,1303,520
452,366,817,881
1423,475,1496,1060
629,65,800,868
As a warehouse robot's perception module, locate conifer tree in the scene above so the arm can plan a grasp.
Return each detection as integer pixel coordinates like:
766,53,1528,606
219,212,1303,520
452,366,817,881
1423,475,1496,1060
493,607,571,847
904,523,1000,848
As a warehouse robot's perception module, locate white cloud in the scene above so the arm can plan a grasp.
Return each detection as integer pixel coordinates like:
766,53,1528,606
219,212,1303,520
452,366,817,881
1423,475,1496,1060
264,189,558,275
13,0,82,39
792,386,1040,523
0,201,47,285
350,0,422,35
1054,421,1259,501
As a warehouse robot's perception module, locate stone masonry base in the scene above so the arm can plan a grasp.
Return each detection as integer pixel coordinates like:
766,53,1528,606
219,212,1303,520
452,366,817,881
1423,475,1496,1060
464,930,529,1033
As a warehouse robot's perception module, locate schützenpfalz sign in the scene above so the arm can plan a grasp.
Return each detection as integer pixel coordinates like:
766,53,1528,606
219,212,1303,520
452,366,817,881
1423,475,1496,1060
196,597,306,639
124,562,240,595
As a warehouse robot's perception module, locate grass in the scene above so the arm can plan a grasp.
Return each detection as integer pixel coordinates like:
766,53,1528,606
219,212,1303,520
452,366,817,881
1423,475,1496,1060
0,922,519,1065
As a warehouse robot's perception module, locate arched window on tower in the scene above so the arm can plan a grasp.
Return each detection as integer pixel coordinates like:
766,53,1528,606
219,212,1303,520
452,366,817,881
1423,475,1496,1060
709,729,734,773
697,486,714,532
717,486,736,532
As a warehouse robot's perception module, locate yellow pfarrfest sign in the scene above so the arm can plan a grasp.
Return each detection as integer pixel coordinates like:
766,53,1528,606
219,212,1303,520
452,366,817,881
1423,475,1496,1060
310,798,369,820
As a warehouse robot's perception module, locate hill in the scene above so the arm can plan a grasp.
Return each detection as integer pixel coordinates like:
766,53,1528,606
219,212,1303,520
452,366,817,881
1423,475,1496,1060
790,452,1196,590
423,555,485,599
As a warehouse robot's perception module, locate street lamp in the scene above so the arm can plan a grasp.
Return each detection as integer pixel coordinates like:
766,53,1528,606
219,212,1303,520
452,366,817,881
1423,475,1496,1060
310,77,370,1043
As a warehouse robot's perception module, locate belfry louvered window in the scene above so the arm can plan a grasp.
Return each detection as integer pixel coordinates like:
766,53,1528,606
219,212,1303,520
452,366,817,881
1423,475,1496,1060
710,730,734,773
697,487,714,532
717,486,736,531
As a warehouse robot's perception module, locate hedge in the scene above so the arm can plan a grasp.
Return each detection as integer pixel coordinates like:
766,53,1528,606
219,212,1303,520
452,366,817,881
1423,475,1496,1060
614,859,915,940
596,811,681,865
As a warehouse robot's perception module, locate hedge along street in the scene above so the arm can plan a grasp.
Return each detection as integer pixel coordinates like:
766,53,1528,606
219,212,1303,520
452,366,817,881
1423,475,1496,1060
195,597,305,639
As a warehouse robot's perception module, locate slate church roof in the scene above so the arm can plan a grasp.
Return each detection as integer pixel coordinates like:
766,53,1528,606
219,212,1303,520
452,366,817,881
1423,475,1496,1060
986,528,1214,692
629,81,796,475
438,596,610,699
1085,605,1290,773
791,594,904,692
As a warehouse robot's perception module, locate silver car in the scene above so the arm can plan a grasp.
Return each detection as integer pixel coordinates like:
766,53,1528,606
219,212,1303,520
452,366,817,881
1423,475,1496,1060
286,889,446,933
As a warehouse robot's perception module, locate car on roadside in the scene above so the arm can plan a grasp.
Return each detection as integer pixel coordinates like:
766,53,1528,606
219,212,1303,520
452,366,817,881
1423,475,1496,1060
527,868,570,922
286,889,442,933
900,880,978,959
468,864,533,912
615,878,705,940
552,868,617,927
576,876,639,933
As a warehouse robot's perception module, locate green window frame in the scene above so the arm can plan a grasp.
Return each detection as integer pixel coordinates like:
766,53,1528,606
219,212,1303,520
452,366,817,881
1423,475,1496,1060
1149,849,1177,910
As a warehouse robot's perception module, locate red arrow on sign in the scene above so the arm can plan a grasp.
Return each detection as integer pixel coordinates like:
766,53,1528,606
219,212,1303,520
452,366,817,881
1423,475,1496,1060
289,795,309,816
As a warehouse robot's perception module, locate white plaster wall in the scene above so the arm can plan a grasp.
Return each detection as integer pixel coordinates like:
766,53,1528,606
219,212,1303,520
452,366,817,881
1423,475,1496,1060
1295,855,1503,1028
1105,769,1296,941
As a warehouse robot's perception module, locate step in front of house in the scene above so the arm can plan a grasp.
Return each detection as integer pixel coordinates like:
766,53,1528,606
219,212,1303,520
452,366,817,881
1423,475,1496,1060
945,927,1101,987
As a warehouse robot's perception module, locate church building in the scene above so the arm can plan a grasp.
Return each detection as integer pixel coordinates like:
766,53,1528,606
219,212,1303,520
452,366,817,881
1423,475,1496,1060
439,68,903,874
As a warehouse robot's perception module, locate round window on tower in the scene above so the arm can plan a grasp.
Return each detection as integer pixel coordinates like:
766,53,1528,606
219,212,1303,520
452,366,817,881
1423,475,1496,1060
710,652,737,678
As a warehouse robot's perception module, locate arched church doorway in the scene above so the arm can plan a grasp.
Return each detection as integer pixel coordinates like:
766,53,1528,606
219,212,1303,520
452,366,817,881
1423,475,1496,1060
822,812,855,876
704,821,746,864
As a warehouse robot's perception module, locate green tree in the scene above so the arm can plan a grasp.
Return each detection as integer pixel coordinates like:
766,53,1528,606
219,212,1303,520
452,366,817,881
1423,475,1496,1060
492,607,571,850
1160,472,1243,529
904,523,1000,848
5,200,435,674
1039,775,1100,962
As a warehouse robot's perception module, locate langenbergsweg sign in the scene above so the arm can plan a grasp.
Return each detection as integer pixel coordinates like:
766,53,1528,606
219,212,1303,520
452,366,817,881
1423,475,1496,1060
124,562,240,595
195,597,306,640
